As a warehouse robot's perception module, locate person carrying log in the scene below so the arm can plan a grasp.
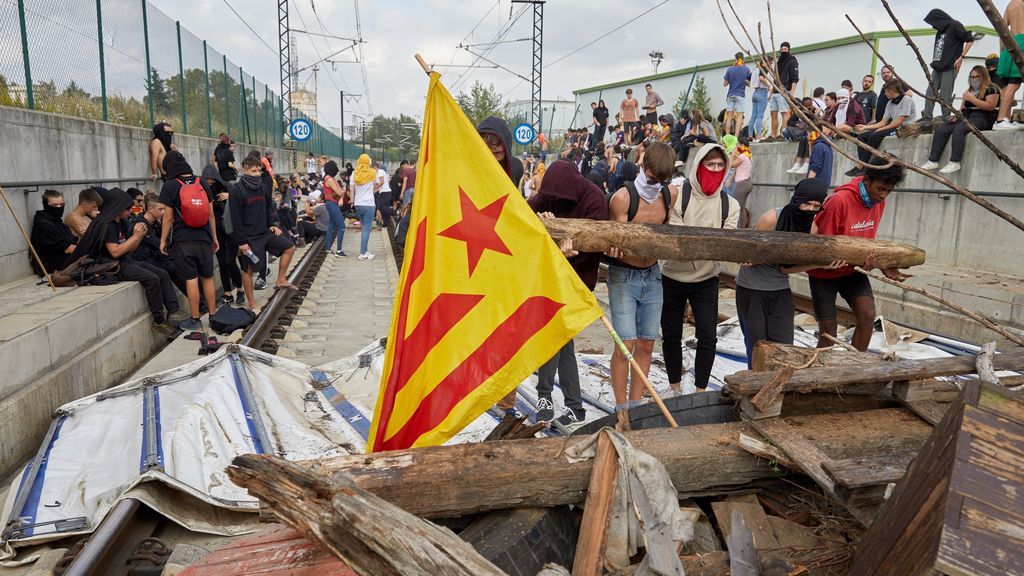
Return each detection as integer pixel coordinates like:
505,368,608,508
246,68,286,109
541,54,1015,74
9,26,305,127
736,179,844,367
809,162,910,351
605,142,679,422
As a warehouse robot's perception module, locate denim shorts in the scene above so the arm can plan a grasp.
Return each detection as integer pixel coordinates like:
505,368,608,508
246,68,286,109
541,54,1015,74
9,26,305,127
607,264,663,341
726,95,745,112
768,93,787,112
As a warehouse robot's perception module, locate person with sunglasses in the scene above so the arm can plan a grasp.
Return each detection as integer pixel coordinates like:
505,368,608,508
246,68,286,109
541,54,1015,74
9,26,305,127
605,142,678,429
661,143,740,395
922,65,1000,174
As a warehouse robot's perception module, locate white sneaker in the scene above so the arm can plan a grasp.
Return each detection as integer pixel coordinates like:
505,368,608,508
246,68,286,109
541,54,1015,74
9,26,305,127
939,162,961,174
358,253,375,260
993,119,1023,131
785,163,802,174
921,160,940,171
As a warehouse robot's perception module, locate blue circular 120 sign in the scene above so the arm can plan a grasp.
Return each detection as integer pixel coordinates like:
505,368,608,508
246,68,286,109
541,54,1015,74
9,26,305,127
289,118,312,142
513,122,536,145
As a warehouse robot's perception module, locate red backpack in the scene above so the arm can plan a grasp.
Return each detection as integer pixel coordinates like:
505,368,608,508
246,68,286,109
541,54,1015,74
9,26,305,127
177,178,210,227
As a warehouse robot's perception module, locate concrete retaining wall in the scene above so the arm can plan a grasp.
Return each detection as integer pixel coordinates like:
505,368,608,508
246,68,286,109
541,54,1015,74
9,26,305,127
0,105,303,285
744,131,1024,276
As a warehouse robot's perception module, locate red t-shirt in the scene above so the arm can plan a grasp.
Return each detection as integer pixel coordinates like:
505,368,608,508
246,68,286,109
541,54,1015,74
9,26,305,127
808,177,886,279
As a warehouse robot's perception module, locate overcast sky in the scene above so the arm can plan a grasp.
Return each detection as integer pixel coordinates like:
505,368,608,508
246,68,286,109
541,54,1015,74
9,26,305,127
148,0,986,130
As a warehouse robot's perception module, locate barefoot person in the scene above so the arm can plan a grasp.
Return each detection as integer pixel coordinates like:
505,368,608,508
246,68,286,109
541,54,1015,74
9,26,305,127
994,0,1024,130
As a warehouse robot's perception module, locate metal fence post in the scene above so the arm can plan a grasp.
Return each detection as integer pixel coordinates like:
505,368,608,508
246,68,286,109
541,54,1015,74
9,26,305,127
95,0,107,121
222,54,229,136
264,85,269,147
141,0,153,125
203,40,211,137
239,67,250,144
251,76,257,145
16,0,33,109
175,21,187,133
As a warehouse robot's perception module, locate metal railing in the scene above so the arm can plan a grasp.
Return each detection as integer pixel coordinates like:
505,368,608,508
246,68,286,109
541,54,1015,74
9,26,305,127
0,0,349,158
751,181,1023,199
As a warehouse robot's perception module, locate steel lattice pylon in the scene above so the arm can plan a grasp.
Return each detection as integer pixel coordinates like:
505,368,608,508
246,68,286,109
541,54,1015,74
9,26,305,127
513,0,545,136
278,0,292,146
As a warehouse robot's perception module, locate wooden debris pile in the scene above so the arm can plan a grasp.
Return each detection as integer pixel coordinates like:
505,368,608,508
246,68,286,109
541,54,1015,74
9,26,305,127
221,343,1024,576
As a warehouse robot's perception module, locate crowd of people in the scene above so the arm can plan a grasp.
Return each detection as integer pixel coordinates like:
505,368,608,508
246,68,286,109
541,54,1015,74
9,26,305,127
29,123,396,340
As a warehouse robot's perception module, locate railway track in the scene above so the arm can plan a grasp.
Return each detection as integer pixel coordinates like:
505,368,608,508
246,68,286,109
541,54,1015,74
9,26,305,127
62,238,328,576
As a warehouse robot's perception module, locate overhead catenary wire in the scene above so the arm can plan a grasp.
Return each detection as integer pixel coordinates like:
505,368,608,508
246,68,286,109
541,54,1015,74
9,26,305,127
545,0,671,69
220,0,277,55
353,0,373,114
448,0,501,65
450,4,530,92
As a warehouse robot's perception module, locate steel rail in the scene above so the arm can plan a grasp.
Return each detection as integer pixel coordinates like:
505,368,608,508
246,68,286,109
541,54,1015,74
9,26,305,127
63,237,326,576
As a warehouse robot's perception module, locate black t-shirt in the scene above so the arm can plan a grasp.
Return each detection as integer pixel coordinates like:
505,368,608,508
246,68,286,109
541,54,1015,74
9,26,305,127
102,219,130,260
854,91,877,123
158,176,214,243
932,25,973,72
593,106,609,126
215,146,237,182
963,84,1000,125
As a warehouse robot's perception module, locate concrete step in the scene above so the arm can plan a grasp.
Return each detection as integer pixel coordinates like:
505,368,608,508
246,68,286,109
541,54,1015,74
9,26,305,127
0,278,165,476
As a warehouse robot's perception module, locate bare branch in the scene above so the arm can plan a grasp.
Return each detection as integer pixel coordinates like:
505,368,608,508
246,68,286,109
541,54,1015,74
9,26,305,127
716,0,1024,234
880,0,940,106
848,8,1024,182
855,267,1024,347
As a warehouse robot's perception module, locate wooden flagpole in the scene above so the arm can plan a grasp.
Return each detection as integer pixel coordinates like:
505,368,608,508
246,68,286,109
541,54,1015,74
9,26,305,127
0,185,57,292
600,316,679,427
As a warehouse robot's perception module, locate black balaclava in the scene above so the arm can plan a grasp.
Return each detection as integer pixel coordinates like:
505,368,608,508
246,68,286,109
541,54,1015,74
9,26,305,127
162,150,193,180
153,122,173,151
776,178,828,233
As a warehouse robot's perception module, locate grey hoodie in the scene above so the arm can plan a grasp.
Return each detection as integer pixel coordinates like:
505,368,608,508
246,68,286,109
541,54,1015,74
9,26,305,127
661,143,740,283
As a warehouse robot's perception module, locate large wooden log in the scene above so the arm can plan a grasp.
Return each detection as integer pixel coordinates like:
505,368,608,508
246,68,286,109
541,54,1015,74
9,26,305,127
301,409,932,519
227,456,506,576
542,218,926,268
725,351,1024,396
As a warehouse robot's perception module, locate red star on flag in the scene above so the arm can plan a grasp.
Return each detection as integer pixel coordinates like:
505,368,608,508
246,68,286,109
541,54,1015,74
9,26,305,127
438,187,512,275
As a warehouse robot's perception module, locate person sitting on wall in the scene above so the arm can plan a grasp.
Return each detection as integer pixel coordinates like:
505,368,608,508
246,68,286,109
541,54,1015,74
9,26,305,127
30,189,77,276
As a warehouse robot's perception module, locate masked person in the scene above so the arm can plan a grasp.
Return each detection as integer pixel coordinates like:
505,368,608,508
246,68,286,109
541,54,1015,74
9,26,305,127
920,9,975,123
149,122,174,181
71,188,184,338
527,160,609,426
735,179,838,365
30,190,77,275
923,65,1000,174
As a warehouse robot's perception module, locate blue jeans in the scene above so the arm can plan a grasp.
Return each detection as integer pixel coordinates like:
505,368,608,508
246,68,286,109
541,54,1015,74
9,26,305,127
749,88,768,138
607,264,663,341
324,201,345,251
355,205,375,254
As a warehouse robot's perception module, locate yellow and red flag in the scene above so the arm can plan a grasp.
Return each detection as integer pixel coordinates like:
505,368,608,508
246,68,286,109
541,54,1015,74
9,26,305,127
367,72,602,452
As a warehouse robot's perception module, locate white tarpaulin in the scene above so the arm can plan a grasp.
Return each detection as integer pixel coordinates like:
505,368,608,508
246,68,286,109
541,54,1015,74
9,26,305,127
0,344,363,557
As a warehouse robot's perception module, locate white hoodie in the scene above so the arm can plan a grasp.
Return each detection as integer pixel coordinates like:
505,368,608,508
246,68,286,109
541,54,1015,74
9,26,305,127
661,143,740,283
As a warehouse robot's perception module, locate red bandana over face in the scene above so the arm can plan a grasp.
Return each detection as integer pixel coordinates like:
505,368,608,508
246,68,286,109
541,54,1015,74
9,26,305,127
696,164,725,196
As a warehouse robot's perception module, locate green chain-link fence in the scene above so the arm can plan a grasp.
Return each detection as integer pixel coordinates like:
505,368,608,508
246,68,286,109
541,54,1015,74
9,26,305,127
0,0,343,156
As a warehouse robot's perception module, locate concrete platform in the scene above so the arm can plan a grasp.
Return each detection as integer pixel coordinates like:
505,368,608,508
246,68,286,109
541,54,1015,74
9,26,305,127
0,277,165,478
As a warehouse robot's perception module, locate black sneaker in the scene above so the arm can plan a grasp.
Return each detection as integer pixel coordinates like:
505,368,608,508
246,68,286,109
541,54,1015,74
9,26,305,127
222,293,235,305
556,406,585,427
254,276,268,290
535,397,555,422
178,317,203,331
235,292,246,307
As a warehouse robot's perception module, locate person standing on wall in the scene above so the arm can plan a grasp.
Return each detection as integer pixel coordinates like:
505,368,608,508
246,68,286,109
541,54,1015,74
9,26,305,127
776,42,800,130
592,99,610,145
149,122,174,181
723,52,752,137
919,9,975,124
620,89,641,146
642,83,664,126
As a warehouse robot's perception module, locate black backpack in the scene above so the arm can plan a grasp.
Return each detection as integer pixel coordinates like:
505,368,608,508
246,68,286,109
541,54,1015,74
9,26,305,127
678,180,730,228
209,306,257,335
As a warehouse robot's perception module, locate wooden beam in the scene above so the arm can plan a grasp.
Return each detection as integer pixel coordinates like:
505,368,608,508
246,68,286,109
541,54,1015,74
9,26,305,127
542,218,926,268
303,409,931,519
736,433,798,470
571,433,619,576
724,352,1024,396
227,456,506,576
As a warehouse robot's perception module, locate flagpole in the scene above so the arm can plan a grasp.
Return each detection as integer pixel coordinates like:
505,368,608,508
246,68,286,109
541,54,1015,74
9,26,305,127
415,54,432,76
600,315,679,428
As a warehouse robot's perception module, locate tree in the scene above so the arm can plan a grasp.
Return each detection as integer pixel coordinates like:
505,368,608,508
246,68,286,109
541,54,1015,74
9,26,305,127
687,76,712,119
456,81,508,127
145,67,172,121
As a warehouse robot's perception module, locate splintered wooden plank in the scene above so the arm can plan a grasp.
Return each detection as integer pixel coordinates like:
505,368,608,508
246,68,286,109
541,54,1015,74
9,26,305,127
572,433,619,576
747,418,835,494
736,433,798,471
823,450,918,490
712,499,781,553
903,399,947,426
766,516,822,549
726,509,760,576
724,352,1024,396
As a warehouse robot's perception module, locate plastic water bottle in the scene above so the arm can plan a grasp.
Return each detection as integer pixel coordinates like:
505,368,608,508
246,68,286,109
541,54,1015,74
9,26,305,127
243,249,259,264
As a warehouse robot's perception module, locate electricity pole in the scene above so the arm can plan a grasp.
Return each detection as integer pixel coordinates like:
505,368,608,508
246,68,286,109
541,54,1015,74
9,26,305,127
512,0,544,137
277,0,293,165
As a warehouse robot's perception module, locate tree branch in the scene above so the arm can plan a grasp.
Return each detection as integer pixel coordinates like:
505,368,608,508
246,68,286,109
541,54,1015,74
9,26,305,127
977,0,1024,81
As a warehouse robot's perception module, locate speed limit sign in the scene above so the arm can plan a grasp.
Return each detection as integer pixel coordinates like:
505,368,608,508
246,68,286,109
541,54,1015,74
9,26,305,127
513,123,536,145
289,118,312,142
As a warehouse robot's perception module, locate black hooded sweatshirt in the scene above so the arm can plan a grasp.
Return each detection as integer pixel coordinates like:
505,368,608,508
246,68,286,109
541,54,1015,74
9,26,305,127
158,152,213,243
227,174,279,245
30,208,77,275
476,116,525,186
777,52,800,90
925,9,972,72
203,164,232,239
71,188,134,262
527,160,609,289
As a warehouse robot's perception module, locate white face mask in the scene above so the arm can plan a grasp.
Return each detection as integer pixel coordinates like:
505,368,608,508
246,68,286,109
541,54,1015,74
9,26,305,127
634,169,663,204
